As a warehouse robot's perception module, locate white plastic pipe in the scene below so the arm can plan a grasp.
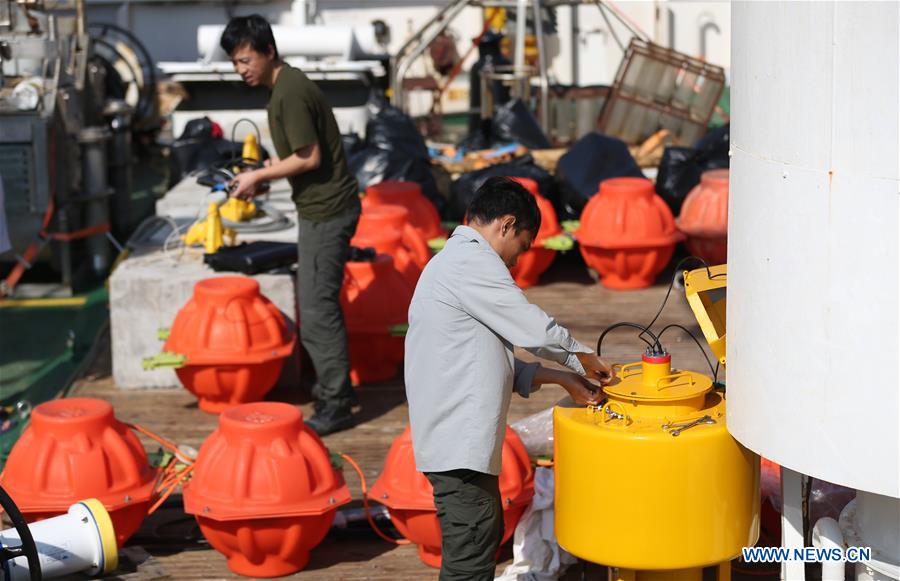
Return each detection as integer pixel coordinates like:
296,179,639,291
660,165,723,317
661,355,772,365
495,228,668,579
514,0,527,70
812,517,845,581
198,24,381,63
292,0,308,26
0,500,118,581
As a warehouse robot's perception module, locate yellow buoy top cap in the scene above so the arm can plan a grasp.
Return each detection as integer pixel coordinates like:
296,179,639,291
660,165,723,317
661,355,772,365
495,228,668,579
603,353,712,405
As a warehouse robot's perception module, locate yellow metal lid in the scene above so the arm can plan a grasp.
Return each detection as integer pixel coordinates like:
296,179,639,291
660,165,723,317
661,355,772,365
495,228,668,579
603,355,712,416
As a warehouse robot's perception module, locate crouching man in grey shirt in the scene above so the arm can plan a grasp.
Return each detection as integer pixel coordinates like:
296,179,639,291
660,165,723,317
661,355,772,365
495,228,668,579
405,177,615,580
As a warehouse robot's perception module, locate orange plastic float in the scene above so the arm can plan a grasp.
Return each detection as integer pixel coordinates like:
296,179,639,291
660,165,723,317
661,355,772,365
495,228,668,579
507,177,567,289
0,398,157,546
676,169,729,265
363,181,446,244
183,402,350,577
147,277,296,413
369,426,534,568
342,254,412,385
576,177,682,289
351,205,425,288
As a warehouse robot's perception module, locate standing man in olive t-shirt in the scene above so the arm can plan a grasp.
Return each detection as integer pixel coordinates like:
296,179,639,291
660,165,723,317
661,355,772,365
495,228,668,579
222,15,360,436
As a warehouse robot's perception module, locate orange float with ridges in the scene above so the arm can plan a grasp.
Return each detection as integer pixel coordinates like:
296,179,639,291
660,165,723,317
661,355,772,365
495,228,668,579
158,277,296,413
576,177,682,289
677,169,729,265
369,426,534,568
363,181,446,244
508,177,565,289
342,254,412,385
351,205,425,288
182,402,350,578
0,398,157,546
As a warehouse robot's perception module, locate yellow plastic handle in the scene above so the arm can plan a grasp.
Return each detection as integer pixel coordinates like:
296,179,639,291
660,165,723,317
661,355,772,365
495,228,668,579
619,362,643,379
655,372,694,391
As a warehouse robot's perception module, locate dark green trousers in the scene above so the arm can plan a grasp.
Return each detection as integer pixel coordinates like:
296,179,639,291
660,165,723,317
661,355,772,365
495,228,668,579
296,200,359,411
425,469,504,581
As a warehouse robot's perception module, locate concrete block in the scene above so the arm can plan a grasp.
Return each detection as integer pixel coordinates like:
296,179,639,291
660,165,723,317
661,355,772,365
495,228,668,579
110,249,300,390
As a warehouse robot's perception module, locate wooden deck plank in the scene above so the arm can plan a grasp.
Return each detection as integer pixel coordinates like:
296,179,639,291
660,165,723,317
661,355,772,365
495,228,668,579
71,254,744,580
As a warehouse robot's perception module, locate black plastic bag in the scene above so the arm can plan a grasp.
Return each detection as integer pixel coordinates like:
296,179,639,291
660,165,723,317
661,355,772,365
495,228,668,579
342,133,364,157
349,98,445,213
364,98,430,160
492,99,552,150
556,132,644,219
656,124,730,215
457,99,551,151
448,156,556,222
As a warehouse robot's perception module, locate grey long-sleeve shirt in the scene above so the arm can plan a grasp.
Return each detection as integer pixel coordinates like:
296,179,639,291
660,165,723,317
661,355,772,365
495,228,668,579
405,225,593,475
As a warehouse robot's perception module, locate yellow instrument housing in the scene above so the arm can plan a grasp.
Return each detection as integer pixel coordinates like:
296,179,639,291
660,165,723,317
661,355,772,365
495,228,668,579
554,355,759,577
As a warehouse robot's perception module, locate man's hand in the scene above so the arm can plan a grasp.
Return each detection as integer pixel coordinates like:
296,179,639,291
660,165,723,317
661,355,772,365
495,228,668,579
556,371,603,406
576,352,616,385
229,169,262,201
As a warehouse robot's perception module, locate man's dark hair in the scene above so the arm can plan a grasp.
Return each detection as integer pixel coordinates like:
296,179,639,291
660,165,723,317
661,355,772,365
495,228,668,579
467,177,541,235
220,15,279,59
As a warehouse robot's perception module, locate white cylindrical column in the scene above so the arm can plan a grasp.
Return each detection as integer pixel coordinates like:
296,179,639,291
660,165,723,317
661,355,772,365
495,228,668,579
728,1,899,499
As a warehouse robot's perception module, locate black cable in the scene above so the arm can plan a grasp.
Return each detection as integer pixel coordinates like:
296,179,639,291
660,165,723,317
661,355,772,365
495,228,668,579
639,256,707,343
656,323,718,380
596,322,661,357
230,118,263,164
0,485,41,580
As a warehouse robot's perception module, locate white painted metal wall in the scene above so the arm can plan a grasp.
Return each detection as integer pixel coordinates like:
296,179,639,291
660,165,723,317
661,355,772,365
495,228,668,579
728,2,899,499
86,0,731,84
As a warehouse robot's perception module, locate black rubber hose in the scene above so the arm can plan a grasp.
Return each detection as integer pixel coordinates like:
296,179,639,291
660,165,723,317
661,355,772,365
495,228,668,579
0,485,41,581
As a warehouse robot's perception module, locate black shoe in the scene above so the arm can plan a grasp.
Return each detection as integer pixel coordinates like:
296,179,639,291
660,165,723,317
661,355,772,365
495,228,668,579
305,407,355,436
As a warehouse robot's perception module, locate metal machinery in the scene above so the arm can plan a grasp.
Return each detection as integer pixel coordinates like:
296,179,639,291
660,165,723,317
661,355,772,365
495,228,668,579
390,0,721,146
555,347,758,581
156,16,389,150
0,0,136,296
390,0,640,142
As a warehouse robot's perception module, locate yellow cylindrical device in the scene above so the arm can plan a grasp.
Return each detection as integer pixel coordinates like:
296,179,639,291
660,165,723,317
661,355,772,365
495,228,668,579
554,354,759,580
242,132,260,162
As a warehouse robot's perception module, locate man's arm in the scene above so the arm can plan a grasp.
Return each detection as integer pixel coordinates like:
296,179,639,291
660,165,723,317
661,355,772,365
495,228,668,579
230,143,320,200
456,249,614,383
513,359,602,405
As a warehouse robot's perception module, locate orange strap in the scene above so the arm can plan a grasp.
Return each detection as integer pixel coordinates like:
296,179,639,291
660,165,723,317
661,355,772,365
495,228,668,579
340,453,411,545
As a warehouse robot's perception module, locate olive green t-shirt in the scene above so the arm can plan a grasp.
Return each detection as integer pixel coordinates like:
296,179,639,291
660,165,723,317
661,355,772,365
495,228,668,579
267,64,359,221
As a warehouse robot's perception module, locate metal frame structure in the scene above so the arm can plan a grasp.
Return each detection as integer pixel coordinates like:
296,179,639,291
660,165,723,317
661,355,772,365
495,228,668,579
597,37,725,145
390,0,646,132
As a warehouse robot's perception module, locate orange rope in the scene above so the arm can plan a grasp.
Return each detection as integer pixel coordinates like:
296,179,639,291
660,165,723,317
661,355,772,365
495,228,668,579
126,423,196,515
147,464,195,515
339,453,411,545
128,423,193,464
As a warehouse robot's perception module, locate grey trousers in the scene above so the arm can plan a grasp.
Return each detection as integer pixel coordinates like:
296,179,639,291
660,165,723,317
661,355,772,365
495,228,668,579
296,201,360,411
425,469,504,581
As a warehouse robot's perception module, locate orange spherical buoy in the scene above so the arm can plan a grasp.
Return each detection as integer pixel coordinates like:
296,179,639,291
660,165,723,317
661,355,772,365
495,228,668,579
183,402,351,578
164,277,296,413
363,181,446,243
507,177,564,289
351,205,425,288
342,254,413,385
576,177,683,290
677,169,729,265
0,398,157,546
369,426,534,568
